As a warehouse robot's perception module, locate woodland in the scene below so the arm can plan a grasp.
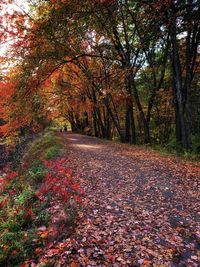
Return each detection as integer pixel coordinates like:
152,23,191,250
0,0,200,153
0,0,200,266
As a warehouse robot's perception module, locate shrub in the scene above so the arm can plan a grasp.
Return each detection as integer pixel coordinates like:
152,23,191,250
37,158,83,204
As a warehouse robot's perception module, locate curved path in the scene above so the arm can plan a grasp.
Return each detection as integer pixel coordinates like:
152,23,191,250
60,133,199,266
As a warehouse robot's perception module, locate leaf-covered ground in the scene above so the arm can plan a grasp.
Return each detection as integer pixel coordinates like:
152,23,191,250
39,133,200,267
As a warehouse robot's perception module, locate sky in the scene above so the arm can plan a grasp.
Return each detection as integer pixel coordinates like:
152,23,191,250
0,0,29,73
0,0,29,52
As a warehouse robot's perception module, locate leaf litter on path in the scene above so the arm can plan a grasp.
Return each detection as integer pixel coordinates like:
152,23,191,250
35,133,200,266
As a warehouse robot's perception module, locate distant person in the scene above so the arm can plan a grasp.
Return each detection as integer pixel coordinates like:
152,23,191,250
64,125,67,132
60,128,63,132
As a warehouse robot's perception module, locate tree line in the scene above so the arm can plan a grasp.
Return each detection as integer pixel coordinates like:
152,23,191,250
0,0,200,152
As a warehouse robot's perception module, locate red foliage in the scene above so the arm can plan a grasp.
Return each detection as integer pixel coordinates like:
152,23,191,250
23,207,34,220
0,171,18,192
36,158,83,204
6,171,18,180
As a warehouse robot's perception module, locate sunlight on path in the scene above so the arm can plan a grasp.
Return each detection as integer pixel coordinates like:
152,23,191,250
67,135,103,150
73,144,102,150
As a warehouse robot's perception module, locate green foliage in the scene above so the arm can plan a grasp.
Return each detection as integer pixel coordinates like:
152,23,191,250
15,188,35,206
0,229,41,266
45,145,60,160
191,135,200,157
28,163,47,184
165,137,177,152
151,134,200,161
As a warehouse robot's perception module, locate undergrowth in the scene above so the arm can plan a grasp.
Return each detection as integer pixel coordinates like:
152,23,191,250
149,136,200,161
0,130,82,266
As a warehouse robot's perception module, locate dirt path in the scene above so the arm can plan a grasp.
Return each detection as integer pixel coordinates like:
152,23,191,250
58,133,200,266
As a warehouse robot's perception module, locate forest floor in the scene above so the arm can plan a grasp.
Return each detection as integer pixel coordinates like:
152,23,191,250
39,132,200,267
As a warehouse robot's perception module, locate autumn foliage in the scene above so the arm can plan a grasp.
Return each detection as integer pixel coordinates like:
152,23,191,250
37,158,83,203
0,0,199,153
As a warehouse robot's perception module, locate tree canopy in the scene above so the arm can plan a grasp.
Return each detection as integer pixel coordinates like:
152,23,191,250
1,0,200,152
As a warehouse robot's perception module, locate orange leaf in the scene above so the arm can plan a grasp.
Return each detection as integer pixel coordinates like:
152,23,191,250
40,231,48,239
71,261,78,267
3,245,9,250
35,247,42,255
20,263,29,267
143,259,151,267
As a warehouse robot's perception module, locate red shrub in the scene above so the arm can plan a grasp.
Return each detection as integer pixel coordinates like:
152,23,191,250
36,158,83,204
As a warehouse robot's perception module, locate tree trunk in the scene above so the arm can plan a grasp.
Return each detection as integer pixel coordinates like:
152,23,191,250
103,94,124,141
125,73,136,144
125,98,136,144
96,107,105,138
105,109,111,140
93,109,98,137
132,81,150,144
170,15,189,150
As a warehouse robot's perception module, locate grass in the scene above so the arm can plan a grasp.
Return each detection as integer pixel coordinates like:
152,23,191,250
22,130,62,168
